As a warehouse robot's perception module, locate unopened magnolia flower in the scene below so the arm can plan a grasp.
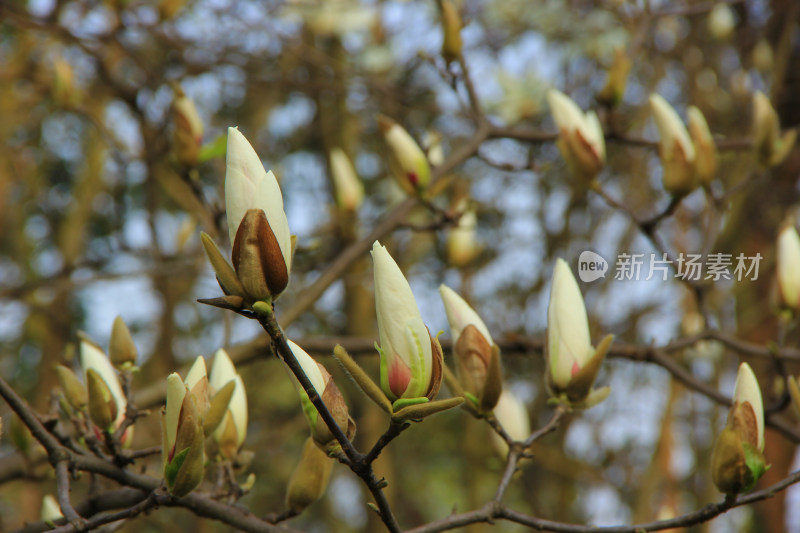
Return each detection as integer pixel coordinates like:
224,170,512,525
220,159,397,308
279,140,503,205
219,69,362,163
109,316,137,369
225,127,293,301
162,372,205,497
172,86,204,167
81,340,129,439
490,389,530,455
440,0,462,62
649,94,697,195
440,284,502,411
372,241,443,402
378,116,431,194
546,259,613,407
547,89,605,180
55,365,87,411
597,47,631,107
287,340,355,448
329,148,364,212
711,363,767,494
687,106,718,185
753,91,796,167
446,210,481,267
209,349,247,458
286,437,334,513
777,224,800,310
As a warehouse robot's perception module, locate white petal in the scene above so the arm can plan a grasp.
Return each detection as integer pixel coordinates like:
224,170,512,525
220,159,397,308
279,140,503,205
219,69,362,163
40,495,63,522
372,241,424,369
491,389,530,455
80,341,126,423
224,127,268,244
687,106,713,144
547,259,594,386
385,124,428,180
209,349,237,392
733,362,764,451
287,340,327,395
256,170,292,273
209,349,247,447
165,373,186,450
547,89,585,136
231,375,248,447
584,110,606,161
329,148,364,211
401,316,433,398
439,284,493,345
778,225,800,308
649,94,696,161
184,356,207,389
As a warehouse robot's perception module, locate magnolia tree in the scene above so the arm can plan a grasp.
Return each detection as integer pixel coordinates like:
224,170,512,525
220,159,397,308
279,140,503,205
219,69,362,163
1,0,800,532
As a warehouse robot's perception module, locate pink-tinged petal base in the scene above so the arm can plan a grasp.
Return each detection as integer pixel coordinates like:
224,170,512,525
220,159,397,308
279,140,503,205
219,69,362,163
388,356,411,398
407,172,418,187
571,360,581,378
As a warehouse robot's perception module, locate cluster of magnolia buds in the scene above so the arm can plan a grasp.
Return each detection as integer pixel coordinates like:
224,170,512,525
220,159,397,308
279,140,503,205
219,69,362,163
548,87,792,196
710,363,768,495
753,91,796,168
648,94,721,195
161,350,242,496
202,127,295,309
55,317,138,445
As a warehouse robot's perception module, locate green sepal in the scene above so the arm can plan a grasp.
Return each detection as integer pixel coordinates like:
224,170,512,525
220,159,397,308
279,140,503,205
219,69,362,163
165,447,190,488
200,232,245,298
392,397,464,421
299,390,320,429
464,392,479,407
197,134,227,163
565,333,613,403
392,396,429,412
332,345,392,414
742,442,769,491
170,419,206,497
203,381,235,435
375,342,393,401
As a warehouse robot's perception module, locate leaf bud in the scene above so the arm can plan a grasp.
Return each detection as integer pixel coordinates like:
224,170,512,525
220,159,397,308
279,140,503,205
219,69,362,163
286,437,334,513
109,316,137,369
55,365,88,410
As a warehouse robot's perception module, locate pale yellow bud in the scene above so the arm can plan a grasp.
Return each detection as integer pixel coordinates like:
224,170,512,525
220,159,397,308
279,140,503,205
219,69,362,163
547,89,605,180
440,0,463,62
649,94,697,195
329,148,364,212
777,224,800,310
687,106,717,185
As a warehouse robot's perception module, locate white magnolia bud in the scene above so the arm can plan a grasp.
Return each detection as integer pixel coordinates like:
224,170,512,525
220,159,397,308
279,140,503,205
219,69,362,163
547,89,605,180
